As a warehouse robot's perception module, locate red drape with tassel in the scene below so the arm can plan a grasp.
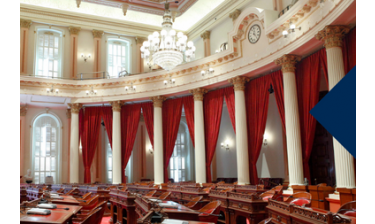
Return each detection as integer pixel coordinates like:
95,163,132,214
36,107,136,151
246,76,270,185
270,70,286,132
343,27,356,74
182,96,195,146
121,104,142,183
101,107,113,148
224,87,236,132
163,98,183,183
204,89,224,183
80,107,102,183
142,102,154,148
296,51,321,183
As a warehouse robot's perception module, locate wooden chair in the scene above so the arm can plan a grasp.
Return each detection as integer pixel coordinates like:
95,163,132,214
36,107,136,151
72,207,101,224
258,217,273,224
185,196,203,210
78,200,107,217
197,200,221,223
157,191,171,200
79,194,99,210
337,201,356,217
76,192,92,202
270,185,283,192
285,192,312,207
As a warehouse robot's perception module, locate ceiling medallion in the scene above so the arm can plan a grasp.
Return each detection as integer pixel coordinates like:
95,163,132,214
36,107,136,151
140,1,196,71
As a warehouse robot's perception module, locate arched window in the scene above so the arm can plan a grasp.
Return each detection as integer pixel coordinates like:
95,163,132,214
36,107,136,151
35,29,63,77
107,39,130,77
169,122,190,182
32,114,60,184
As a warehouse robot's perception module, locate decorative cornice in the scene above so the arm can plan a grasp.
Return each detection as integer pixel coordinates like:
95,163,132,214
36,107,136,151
110,101,123,112
92,29,104,38
315,25,350,49
66,108,71,119
189,88,208,101
20,19,32,28
135,36,148,45
20,106,28,116
68,26,81,35
68,103,82,113
228,76,249,91
200,31,211,40
229,9,241,21
150,96,166,107
274,54,301,73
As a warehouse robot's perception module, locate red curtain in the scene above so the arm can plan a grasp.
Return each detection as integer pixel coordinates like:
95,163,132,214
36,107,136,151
101,107,113,148
224,87,236,132
296,50,322,183
270,70,286,132
204,89,224,183
319,48,329,88
142,102,154,148
182,96,195,146
246,76,271,185
121,104,142,183
342,27,356,74
162,98,183,183
80,107,102,183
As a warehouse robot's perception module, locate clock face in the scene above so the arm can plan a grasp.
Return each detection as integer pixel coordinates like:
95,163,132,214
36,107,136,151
248,24,261,44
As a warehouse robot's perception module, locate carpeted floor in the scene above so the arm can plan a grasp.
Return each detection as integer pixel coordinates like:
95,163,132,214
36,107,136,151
101,217,111,224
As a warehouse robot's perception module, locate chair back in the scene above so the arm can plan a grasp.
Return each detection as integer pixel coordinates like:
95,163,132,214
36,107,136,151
259,191,276,202
197,201,221,223
337,201,356,217
286,192,312,207
145,190,157,197
158,191,171,200
81,207,101,224
94,205,106,224
185,196,203,208
80,194,99,210
81,192,92,200
271,185,283,192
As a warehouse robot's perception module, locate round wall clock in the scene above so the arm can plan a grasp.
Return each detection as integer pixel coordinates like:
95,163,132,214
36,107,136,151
248,24,261,44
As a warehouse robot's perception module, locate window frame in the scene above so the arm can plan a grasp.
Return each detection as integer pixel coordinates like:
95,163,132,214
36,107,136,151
33,26,64,78
106,37,132,77
30,112,63,184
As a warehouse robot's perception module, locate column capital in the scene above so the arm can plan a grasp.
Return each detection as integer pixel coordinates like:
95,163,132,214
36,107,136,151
274,54,301,73
110,101,124,112
68,103,82,114
69,26,81,35
200,31,211,40
189,88,208,101
135,36,148,45
315,25,350,49
92,29,104,38
229,9,241,21
20,19,32,29
20,105,27,116
66,108,71,119
150,96,167,108
228,76,250,91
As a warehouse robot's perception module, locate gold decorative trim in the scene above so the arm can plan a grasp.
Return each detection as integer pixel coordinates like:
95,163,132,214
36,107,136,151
274,54,301,73
68,26,81,35
135,36,148,45
315,25,350,49
150,96,166,107
189,88,208,101
92,29,104,38
68,103,82,113
200,31,211,40
228,76,249,91
20,106,28,116
20,19,32,28
66,108,71,119
229,9,241,21
110,101,123,112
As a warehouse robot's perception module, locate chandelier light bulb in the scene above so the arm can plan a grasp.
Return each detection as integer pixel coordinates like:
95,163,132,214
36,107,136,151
161,29,167,36
153,31,159,37
169,30,176,36
187,41,194,47
177,32,183,38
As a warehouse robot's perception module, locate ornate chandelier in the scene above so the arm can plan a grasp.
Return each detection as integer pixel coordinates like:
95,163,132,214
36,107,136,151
140,1,196,71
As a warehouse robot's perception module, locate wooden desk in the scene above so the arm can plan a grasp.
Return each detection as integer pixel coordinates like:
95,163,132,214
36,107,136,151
180,187,210,209
337,188,356,206
234,185,266,194
162,219,214,224
51,195,80,206
109,190,137,224
227,192,268,224
266,199,353,224
308,185,335,210
20,203,82,224
208,190,230,224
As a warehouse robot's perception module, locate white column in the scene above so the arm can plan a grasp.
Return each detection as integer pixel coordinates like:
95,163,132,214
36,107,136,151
20,19,32,74
316,25,355,189
190,88,207,184
92,30,103,77
151,96,166,184
20,106,27,178
68,26,81,79
201,31,211,57
68,103,82,183
228,77,250,185
275,55,304,187
110,101,123,184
